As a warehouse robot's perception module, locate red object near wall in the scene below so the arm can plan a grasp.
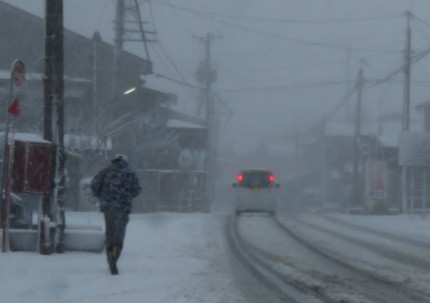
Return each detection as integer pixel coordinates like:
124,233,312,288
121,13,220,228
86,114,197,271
13,140,53,193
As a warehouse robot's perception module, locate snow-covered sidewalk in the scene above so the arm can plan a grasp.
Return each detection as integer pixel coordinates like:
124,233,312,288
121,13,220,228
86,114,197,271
0,213,248,303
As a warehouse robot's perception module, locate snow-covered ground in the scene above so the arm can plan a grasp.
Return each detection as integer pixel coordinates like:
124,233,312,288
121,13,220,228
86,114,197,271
2,210,430,303
279,213,430,297
0,212,249,303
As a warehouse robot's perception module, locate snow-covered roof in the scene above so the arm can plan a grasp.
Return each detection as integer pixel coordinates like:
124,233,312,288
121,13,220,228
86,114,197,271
167,119,206,129
143,74,201,117
64,134,112,151
0,71,91,83
13,132,50,143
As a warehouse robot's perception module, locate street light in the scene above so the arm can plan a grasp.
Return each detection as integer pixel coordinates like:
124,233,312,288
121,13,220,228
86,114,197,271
123,87,136,95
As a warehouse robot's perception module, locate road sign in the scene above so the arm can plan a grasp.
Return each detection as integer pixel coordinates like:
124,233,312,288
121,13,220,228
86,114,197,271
12,60,25,86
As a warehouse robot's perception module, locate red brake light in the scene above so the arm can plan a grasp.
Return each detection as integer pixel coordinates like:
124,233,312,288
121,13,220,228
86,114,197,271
269,174,275,183
237,173,244,183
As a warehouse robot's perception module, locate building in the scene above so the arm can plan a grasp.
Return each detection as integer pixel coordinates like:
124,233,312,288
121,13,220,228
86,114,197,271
288,114,420,214
0,2,208,212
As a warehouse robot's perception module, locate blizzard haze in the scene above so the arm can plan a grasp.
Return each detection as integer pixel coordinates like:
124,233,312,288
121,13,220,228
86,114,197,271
4,0,430,157
3,2,430,301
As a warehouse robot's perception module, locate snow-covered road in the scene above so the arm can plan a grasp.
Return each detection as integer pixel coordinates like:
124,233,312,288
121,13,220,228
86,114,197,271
278,213,430,298
2,211,430,303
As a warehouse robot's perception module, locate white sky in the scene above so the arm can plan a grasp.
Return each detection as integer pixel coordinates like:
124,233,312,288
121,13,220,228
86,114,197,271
2,211,430,302
3,0,430,153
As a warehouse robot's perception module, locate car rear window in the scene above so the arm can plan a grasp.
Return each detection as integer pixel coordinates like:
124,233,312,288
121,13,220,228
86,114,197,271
238,171,273,188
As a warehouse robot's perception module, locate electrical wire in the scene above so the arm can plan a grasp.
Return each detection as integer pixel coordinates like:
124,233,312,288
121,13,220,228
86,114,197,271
153,1,403,24
153,1,401,54
364,45,430,88
218,79,353,93
155,73,203,90
412,15,430,28
215,29,404,64
322,85,357,120
148,0,199,100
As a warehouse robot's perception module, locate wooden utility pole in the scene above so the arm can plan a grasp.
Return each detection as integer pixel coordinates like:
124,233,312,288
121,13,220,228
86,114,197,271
403,11,412,132
197,33,219,211
352,68,364,209
112,0,124,105
401,11,413,213
320,118,326,207
43,0,65,254
112,0,154,105
294,129,300,212
345,47,351,119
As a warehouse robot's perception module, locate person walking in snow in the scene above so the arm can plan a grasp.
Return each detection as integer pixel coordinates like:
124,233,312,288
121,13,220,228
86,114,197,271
91,154,141,275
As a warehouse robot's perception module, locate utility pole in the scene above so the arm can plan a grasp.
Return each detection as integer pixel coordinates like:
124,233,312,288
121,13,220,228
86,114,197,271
403,11,412,132
294,129,300,212
92,33,100,137
401,11,413,213
112,0,125,107
112,0,154,102
320,118,326,208
345,47,351,119
43,0,65,254
108,0,154,159
130,0,155,64
352,67,364,210
196,33,219,211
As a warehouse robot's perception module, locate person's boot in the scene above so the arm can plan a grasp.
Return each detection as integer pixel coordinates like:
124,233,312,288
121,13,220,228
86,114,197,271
111,245,120,275
106,246,118,275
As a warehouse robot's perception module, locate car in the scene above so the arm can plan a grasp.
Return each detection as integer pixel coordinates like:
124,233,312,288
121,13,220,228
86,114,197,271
232,169,280,216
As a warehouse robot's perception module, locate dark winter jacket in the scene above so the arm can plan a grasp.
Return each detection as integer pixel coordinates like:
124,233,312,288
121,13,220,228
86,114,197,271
90,160,141,213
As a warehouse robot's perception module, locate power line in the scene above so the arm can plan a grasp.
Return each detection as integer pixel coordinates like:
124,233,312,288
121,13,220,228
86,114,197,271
154,1,401,54
217,55,379,73
154,1,403,24
155,73,203,90
322,85,357,120
412,15,430,27
215,30,403,63
367,45,430,88
280,84,357,144
218,79,353,93
202,15,400,54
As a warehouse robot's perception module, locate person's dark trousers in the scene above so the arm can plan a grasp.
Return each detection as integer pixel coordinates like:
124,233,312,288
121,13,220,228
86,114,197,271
103,210,129,274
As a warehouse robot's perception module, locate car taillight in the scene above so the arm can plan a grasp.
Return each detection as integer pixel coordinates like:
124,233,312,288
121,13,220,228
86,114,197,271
237,173,244,183
269,174,275,183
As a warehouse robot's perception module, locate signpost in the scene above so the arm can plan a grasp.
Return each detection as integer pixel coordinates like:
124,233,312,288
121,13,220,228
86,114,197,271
1,60,25,252
365,159,387,200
